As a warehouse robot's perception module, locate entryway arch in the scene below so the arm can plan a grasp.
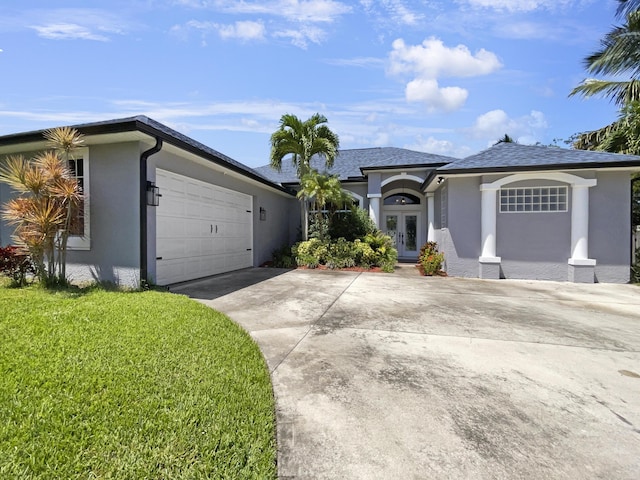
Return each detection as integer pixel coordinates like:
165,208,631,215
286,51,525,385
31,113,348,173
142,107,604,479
381,186,425,260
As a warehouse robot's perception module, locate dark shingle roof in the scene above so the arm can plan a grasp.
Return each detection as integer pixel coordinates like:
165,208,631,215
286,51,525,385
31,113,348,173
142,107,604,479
0,115,289,194
439,142,640,172
255,147,454,183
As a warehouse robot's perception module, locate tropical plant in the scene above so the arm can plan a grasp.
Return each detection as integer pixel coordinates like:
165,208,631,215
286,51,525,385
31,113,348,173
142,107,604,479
572,102,640,227
328,205,378,241
570,2,640,105
494,134,515,145
297,170,347,240
269,113,340,240
0,127,84,286
418,241,445,276
0,245,36,286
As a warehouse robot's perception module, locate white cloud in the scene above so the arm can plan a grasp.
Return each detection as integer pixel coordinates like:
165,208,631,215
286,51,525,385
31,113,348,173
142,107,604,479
323,57,384,68
217,21,265,40
462,0,576,12
359,0,425,27
201,0,352,23
274,26,326,48
388,37,501,112
389,38,502,78
405,79,468,113
468,109,548,144
406,136,473,158
30,23,110,41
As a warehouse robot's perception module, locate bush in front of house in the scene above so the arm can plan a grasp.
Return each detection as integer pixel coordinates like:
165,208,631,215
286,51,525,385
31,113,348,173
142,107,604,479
291,231,397,272
0,245,36,287
328,206,378,241
271,244,296,268
419,241,445,276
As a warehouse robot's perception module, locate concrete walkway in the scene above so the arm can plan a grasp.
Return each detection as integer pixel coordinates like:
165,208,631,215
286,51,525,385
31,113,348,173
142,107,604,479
173,268,640,479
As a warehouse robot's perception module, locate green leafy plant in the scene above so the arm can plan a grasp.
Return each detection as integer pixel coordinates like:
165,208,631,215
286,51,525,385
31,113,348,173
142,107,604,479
292,238,329,268
632,246,640,283
419,241,445,276
271,244,296,268
325,237,357,269
328,206,377,241
362,231,398,272
0,245,36,287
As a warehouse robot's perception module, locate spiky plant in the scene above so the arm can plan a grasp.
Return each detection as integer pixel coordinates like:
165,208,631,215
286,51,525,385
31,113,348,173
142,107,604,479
0,127,84,286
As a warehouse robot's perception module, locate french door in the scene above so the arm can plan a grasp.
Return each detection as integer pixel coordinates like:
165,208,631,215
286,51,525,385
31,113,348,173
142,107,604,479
384,212,419,258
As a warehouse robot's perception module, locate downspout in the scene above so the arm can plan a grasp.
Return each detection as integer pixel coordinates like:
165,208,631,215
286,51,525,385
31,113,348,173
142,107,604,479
140,137,163,285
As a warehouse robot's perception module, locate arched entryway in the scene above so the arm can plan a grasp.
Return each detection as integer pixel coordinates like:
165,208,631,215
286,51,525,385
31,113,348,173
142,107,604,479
382,189,424,259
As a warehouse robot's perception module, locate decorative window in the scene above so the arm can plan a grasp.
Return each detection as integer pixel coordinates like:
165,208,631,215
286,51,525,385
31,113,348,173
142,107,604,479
383,193,421,206
66,148,90,249
500,186,567,213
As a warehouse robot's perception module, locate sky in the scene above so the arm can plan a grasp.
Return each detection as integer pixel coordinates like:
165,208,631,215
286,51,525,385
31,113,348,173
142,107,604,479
0,0,628,168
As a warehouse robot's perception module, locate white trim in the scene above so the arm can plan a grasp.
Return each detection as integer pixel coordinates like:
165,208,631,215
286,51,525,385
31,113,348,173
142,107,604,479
66,147,90,250
343,190,364,206
481,172,597,190
568,258,596,266
367,193,382,198
381,174,425,188
479,256,501,263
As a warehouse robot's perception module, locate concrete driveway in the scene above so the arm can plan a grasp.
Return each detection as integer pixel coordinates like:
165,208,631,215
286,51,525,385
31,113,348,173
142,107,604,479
172,267,640,479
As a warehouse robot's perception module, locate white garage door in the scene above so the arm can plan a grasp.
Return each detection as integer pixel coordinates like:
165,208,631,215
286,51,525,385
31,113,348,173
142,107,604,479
155,169,253,285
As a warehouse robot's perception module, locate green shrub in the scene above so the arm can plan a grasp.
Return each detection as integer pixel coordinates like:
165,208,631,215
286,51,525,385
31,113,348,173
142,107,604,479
292,238,329,268
326,237,357,269
328,207,377,241
419,241,445,276
363,232,398,273
632,247,640,283
352,239,376,268
271,244,295,268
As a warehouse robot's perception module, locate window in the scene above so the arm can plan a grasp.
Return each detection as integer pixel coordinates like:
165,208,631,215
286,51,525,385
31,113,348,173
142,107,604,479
383,193,421,205
66,148,90,249
500,186,567,213
440,185,447,228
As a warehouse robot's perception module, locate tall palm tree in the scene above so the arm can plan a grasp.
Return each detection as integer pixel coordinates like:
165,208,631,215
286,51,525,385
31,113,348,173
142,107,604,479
297,170,347,240
570,3,640,105
269,113,340,240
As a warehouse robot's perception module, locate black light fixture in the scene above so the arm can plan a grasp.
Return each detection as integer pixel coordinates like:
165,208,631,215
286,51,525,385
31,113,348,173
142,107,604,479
146,181,161,206
259,206,267,221
437,176,445,185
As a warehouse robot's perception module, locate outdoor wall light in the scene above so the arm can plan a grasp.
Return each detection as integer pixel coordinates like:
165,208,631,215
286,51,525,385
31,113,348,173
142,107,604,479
437,176,445,185
259,206,267,221
146,181,162,206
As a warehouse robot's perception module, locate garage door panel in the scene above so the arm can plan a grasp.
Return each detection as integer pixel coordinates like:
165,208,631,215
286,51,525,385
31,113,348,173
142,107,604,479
155,169,253,285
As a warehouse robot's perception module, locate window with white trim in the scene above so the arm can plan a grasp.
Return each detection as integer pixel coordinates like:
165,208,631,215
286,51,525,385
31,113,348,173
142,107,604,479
66,148,90,249
500,186,567,213
440,185,447,228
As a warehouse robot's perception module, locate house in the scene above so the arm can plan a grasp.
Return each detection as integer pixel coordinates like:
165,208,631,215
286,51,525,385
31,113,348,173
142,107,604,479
0,116,299,287
1,116,639,286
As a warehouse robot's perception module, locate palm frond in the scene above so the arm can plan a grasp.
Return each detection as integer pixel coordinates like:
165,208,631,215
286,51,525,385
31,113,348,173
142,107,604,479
570,78,640,106
44,127,85,156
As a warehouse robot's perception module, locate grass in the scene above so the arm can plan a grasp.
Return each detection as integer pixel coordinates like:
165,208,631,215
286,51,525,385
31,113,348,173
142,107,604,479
0,282,276,479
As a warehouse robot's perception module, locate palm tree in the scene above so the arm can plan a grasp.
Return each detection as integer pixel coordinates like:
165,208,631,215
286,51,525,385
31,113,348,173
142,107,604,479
269,113,340,240
570,5,640,105
297,170,348,240
494,134,515,145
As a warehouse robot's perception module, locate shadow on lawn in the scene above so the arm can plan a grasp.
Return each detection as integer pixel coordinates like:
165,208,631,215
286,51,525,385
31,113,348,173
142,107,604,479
167,267,293,301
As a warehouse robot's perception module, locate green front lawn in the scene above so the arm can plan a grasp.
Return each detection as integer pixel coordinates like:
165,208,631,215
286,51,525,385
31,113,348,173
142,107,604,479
0,284,276,479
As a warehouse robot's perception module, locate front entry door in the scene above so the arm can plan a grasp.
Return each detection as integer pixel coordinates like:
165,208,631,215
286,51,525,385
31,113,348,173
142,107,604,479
384,213,419,258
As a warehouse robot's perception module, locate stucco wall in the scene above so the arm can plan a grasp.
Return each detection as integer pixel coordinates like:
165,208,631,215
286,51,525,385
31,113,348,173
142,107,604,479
590,171,632,283
496,179,571,281
65,142,141,286
438,177,482,277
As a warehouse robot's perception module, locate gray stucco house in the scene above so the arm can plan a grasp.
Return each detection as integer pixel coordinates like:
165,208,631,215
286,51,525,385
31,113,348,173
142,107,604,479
1,116,639,286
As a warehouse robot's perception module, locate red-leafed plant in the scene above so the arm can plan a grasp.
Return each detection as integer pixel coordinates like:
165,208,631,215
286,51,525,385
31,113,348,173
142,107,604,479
0,245,36,286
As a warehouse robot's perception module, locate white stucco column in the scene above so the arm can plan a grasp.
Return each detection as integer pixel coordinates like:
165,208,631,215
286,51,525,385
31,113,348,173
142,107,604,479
479,185,501,262
426,193,435,242
368,194,381,228
569,185,592,262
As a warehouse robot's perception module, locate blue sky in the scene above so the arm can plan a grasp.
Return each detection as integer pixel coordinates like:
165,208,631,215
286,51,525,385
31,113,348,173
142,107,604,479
0,0,625,167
